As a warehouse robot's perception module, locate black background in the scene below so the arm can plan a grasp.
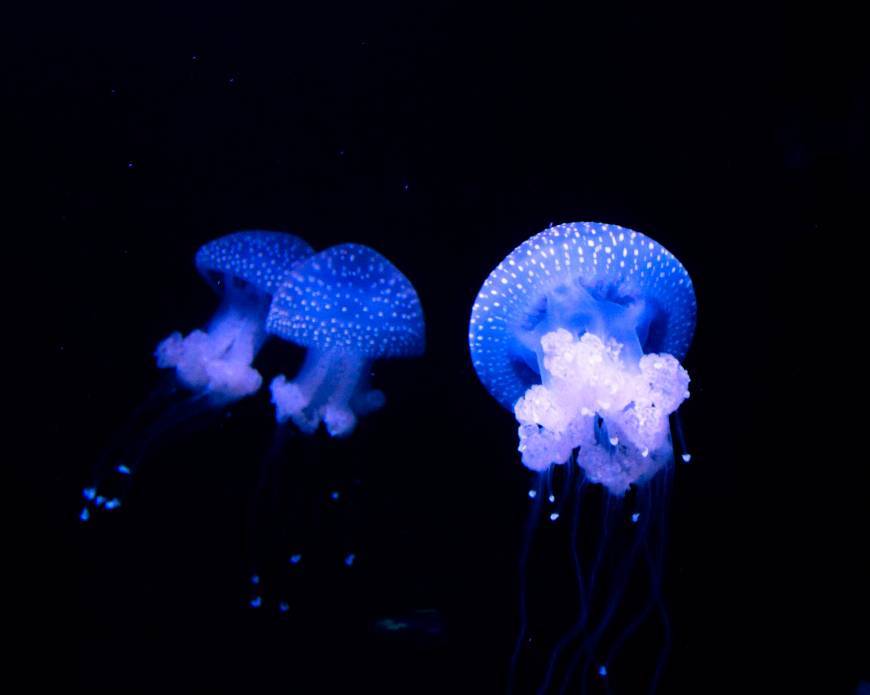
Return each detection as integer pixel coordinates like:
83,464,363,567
8,1,867,693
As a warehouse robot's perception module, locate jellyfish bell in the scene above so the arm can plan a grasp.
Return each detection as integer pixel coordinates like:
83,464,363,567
469,221,696,692
469,221,696,493
156,230,315,403
267,243,425,437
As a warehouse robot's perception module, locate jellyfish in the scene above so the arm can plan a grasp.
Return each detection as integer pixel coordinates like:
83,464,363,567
82,230,314,520
267,243,425,438
241,243,425,610
468,221,696,693
156,230,316,401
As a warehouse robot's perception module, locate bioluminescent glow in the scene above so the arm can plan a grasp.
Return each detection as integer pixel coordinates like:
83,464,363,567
82,232,426,617
469,221,696,692
81,230,313,521
157,230,314,402
267,243,425,437
243,243,424,612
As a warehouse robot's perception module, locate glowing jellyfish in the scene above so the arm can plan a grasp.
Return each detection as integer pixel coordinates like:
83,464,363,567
267,243,425,437
469,221,696,692
241,243,425,610
82,230,313,520
156,230,315,401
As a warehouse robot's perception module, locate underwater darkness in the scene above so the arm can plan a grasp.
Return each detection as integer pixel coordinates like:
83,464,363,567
7,1,867,693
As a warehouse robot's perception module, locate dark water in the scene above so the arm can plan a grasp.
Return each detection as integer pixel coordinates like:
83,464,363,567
9,1,866,692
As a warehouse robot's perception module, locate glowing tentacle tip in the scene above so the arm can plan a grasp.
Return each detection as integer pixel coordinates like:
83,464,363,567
344,553,356,567
116,464,131,475
330,491,340,501
251,575,260,585
104,499,121,510
549,512,560,522
249,596,262,608
82,487,96,501
278,602,289,613
79,507,90,522
289,554,302,565
682,453,692,463
95,496,106,507
598,665,608,677
609,436,619,446
631,512,640,523
548,494,556,503
528,490,537,499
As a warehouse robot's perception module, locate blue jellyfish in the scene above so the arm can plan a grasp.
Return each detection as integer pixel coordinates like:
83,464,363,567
82,230,314,520
267,243,425,437
156,230,315,401
241,243,425,611
469,221,696,692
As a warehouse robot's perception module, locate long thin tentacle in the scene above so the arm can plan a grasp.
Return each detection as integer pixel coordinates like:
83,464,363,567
507,473,547,694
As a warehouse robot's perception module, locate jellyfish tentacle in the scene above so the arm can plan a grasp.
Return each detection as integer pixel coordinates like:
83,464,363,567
538,465,588,694
83,393,214,518
544,489,618,694
672,410,692,463
320,352,372,437
647,468,673,695
245,424,298,597
507,474,547,695
91,375,180,477
575,485,661,692
558,493,649,694
270,349,335,430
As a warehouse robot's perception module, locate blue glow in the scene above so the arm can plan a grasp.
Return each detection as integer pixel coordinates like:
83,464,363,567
289,554,302,565
156,230,314,403
469,222,696,412
471,222,695,692
251,574,260,585
278,601,289,613
195,230,315,296
267,244,425,437
88,231,315,525
330,491,340,501
249,596,262,608
79,507,90,522
469,222,697,494
344,553,356,567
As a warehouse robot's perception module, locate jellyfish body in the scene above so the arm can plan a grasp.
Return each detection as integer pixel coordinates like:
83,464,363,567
156,230,315,402
244,243,424,610
469,221,695,494
469,221,696,691
83,230,314,521
267,243,425,437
